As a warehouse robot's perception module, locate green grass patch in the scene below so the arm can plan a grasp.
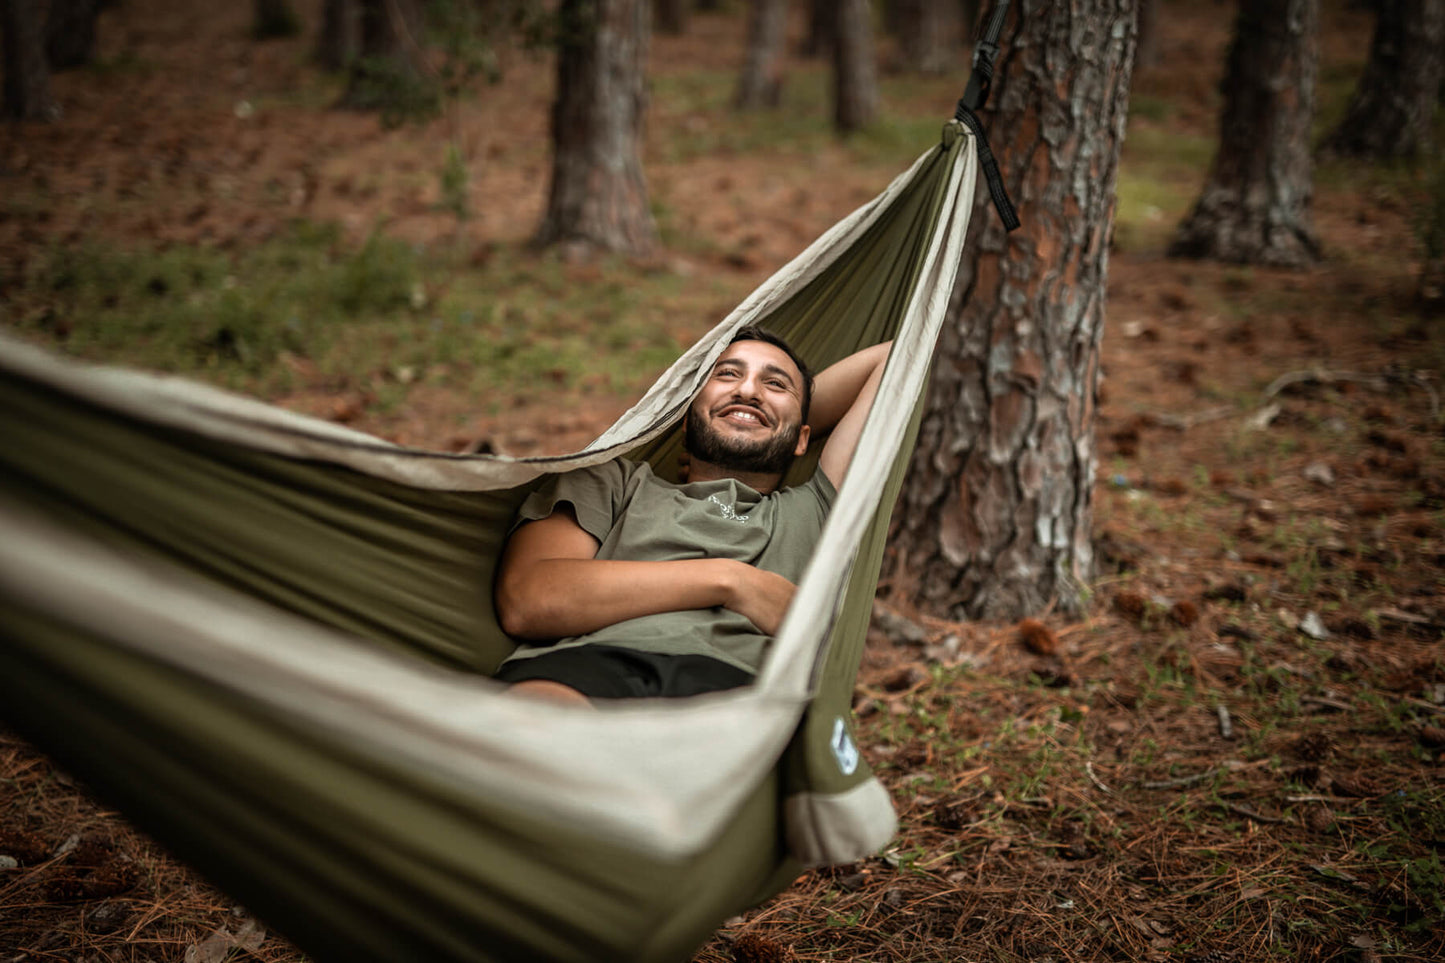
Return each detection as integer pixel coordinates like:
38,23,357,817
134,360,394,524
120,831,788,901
7,220,747,414
1114,124,1214,253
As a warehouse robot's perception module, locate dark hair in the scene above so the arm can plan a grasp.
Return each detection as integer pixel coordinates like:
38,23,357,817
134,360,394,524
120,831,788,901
728,325,814,421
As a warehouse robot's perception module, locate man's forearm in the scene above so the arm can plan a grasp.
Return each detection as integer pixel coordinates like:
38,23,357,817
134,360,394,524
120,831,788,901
807,341,892,438
497,556,744,641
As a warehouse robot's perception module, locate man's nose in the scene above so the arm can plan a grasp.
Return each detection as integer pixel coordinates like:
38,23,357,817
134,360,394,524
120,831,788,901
733,373,763,400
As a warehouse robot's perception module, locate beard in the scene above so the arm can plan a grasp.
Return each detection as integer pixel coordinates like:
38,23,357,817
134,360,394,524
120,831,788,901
684,404,802,476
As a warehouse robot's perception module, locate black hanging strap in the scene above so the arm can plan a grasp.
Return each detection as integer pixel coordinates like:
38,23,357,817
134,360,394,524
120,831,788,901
954,1,1020,232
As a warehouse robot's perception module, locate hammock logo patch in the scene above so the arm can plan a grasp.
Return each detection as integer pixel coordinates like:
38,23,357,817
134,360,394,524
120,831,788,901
830,717,859,776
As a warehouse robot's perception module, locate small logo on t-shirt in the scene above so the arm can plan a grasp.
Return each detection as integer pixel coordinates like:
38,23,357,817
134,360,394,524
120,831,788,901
707,493,751,523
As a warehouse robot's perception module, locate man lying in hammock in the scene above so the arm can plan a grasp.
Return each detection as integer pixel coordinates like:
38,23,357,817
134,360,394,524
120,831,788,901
493,327,889,704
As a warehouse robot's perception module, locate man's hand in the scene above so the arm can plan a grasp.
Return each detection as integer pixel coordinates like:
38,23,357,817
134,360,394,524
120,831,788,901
721,564,797,636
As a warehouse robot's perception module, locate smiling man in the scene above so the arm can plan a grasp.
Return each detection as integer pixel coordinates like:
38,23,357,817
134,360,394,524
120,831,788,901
493,327,890,704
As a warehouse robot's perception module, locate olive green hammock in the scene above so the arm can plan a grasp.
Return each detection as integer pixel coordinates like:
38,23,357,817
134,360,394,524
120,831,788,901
0,115,1009,962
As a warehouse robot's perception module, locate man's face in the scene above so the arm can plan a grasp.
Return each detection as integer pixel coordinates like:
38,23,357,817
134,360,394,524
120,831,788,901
685,340,811,476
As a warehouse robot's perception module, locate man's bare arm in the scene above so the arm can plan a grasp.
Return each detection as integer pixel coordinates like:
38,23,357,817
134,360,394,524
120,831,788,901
495,506,796,640
810,341,892,488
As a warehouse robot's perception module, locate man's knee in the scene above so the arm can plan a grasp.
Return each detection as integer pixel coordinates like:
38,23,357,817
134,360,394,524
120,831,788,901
505,679,594,707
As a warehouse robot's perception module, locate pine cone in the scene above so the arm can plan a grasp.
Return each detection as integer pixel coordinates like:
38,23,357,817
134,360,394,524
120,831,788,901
1331,773,1381,798
1292,732,1334,762
731,933,794,963
1416,724,1445,749
1302,805,1335,834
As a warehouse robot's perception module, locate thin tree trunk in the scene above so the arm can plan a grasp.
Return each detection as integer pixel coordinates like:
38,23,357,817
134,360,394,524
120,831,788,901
801,0,834,57
959,0,979,38
833,0,878,132
1320,0,1444,159
338,0,427,112
895,0,958,75
317,0,360,69
884,0,1137,621
1135,0,1158,71
45,0,99,71
1168,0,1320,268
2,0,59,121
655,0,688,34
735,0,788,108
253,0,301,39
535,0,657,257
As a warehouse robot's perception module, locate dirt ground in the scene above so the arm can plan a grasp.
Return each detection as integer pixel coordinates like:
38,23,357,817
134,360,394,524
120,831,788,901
2,1,1443,962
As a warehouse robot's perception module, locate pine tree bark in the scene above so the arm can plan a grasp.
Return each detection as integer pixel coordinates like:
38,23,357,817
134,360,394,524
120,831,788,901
45,0,99,71
833,0,878,132
735,0,789,108
2,0,59,121
1168,0,1320,268
535,0,657,256
894,0,958,76
1320,0,1444,159
884,0,1137,621
317,0,360,69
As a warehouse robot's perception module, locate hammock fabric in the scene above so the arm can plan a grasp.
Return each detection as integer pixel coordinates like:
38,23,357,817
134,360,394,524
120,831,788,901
0,121,980,963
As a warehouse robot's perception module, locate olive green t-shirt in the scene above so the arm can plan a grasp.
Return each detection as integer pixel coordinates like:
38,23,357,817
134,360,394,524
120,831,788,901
501,459,836,673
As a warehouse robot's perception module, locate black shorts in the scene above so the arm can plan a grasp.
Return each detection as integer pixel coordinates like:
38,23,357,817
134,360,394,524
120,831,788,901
493,643,754,699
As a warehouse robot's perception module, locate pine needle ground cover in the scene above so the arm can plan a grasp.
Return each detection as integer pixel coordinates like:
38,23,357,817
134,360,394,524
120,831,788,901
2,2,1442,961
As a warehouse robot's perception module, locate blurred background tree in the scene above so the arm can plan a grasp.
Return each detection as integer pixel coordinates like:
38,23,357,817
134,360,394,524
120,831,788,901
655,0,689,36
833,0,879,131
46,0,102,70
2,0,59,120
317,0,361,69
1169,0,1321,267
534,0,658,256
1319,0,1443,160
253,0,302,40
735,0,788,108
890,0,960,76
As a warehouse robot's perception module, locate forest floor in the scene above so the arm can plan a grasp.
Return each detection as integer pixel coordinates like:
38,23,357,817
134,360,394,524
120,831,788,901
2,1,1444,961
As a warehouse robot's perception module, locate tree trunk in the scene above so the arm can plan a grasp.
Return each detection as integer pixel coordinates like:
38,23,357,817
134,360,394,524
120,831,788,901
1320,0,1444,159
883,0,1137,622
833,0,878,132
655,0,688,35
45,0,99,71
338,0,429,115
2,0,59,121
535,0,657,257
735,0,788,108
959,0,979,38
801,0,834,57
894,0,959,76
253,0,301,39
1135,0,1158,71
317,0,360,69
1168,0,1320,268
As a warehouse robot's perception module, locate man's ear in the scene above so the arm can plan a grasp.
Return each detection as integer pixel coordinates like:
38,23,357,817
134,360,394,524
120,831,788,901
794,424,811,456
